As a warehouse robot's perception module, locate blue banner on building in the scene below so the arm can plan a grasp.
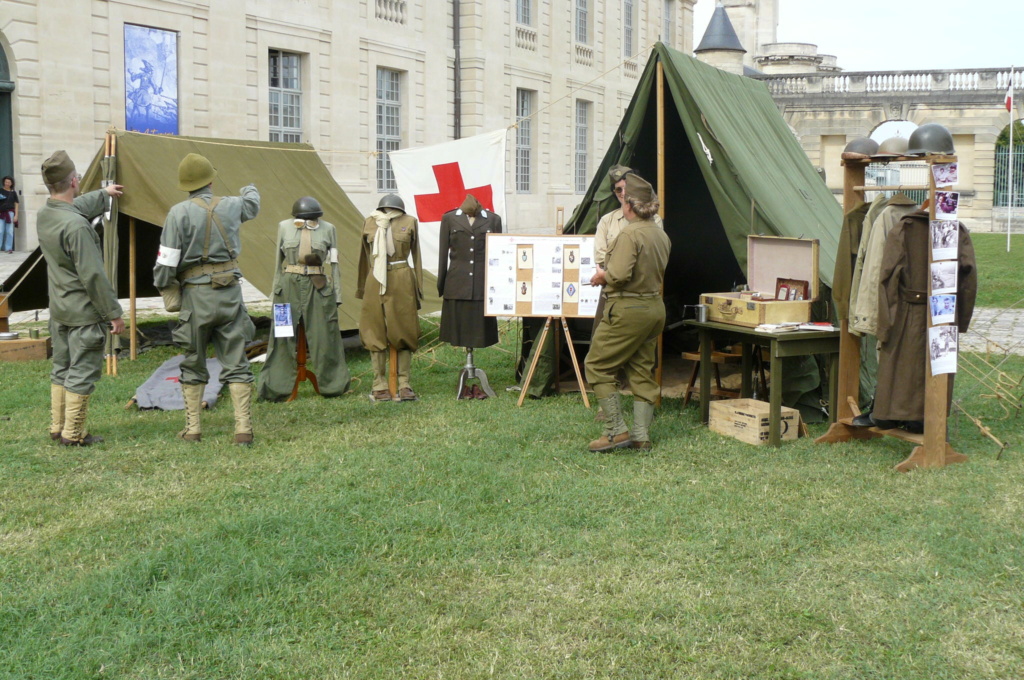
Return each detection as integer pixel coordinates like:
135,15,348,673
124,24,178,135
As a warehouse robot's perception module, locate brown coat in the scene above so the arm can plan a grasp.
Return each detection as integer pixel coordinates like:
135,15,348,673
832,201,869,321
355,212,423,352
873,212,977,421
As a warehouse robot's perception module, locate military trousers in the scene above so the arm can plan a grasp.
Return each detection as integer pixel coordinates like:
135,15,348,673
257,275,351,401
173,283,255,385
585,296,665,404
50,319,107,396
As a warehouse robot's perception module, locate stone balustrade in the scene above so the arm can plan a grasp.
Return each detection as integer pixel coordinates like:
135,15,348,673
515,25,537,52
757,67,1022,99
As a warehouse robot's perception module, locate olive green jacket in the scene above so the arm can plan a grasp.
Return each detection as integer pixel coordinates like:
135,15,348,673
37,190,123,327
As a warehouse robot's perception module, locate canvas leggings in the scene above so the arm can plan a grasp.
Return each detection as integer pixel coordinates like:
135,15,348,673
173,283,255,385
585,296,665,404
50,319,107,395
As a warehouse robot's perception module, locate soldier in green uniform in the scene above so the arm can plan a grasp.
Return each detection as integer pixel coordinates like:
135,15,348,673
257,196,351,401
356,194,423,402
584,173,671,452
37,151,125,446
153,153,260,444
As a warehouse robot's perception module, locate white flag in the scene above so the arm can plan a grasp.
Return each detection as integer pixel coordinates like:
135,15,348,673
388,129,507,275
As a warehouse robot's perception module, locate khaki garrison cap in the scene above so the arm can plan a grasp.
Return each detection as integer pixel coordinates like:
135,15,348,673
41,150,75,185
624,173,655,203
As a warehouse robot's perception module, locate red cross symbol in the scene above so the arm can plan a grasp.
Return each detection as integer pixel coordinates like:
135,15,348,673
413,162,493,223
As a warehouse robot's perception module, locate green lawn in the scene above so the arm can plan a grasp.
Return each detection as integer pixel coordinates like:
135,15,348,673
1,317,1023,679
970,232,1024,308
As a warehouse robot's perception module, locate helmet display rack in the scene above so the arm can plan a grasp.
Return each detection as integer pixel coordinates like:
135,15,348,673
815,153,966,472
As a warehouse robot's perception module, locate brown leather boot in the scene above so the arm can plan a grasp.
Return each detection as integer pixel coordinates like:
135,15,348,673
229,383,254,445
60,391,104,446
50,383,66,441
588,432,633,452
178,382,204,442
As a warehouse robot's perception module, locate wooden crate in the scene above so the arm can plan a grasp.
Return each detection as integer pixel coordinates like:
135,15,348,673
709,398,800,445
0,337,52,362
703,235,819,328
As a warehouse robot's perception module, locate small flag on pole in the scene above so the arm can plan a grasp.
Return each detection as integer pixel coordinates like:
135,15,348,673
1006,80,1014,112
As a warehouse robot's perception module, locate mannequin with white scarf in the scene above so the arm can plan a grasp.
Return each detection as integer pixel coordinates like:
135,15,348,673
356,193,423,402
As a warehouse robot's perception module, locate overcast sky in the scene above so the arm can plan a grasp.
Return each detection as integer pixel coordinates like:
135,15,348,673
692,0,1023,72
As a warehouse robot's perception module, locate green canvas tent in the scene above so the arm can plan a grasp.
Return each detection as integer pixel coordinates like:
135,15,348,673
522,43,843,409
567,43,842,304
3,131,440,330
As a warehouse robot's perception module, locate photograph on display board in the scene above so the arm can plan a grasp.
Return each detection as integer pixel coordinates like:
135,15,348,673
565,246,580,270
273,303,294,338
931,220,959,261
929,326,958,375
935,190,960,219
931,261,958,295
931,162,958,188
124,24,179,135
517,246,534,269
930,294,956,325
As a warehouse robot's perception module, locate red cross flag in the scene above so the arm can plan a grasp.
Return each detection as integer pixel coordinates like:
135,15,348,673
1007,79,1014,113
388,129,507,274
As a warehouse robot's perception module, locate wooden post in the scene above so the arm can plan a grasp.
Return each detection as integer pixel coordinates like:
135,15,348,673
129,216,137,360
388,344,398,396
655,59,666,406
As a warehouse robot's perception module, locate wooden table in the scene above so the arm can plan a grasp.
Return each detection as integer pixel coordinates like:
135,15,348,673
686,320,841,446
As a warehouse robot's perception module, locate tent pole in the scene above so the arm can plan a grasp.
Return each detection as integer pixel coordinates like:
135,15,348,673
130,216,137,360
104,132,113,377
655,59,666,405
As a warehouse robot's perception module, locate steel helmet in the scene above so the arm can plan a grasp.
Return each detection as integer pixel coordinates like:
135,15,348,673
875,136,909,157
291,196,323,220
177,153,217,192
905,123,955,156
377,193,405,212
843,137,879,156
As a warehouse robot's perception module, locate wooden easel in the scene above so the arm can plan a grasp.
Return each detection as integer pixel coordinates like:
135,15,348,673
517,316,590,408
287,323,320,401
815,154,966,471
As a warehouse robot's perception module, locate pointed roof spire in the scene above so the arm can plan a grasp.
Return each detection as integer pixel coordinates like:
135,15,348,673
695,3,747,53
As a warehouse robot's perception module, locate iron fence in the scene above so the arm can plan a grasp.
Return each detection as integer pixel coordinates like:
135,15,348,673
995,148,1024,207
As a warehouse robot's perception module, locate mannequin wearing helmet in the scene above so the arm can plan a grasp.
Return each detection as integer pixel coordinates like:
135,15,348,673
257,196,351,402
357,194,423,402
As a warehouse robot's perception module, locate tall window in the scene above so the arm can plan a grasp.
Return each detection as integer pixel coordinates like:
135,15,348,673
575,0,589,44
662,0,675,45
575,100,590,194
516,0,531,25
269,49,301,142
623,0,635,56
376,67,401,192
515,89,533,194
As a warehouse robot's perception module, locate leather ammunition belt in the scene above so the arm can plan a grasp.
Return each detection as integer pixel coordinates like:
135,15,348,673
387,261,409,271
179,259,239,281
606,291,660,299
901,289,927,304
282,264,325,275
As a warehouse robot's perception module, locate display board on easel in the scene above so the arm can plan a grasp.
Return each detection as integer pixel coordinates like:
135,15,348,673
484,234,599,319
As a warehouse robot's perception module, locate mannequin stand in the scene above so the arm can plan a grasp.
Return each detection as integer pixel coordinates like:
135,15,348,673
287,323,320,401
456,348,496,399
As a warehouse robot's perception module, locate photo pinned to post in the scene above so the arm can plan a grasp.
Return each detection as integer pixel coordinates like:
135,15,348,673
930,294,956,325
929,325,958,375
935,190,959,219
930,261,958,294
931,162,958,188
931,220,959,260
273,303,294,338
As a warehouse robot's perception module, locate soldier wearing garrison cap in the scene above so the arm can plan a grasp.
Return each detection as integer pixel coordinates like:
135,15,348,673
154,152,260,444
585,173,671,452
36,150,125,446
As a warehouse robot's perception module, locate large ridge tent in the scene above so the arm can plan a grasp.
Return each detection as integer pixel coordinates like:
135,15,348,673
523,43,844,406
2,130,440,331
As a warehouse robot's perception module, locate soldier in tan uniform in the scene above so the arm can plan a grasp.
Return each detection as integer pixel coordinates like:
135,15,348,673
356,194,423,402
584,174,671,452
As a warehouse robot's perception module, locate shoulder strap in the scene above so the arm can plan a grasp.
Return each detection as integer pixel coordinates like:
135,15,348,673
190,196,234,262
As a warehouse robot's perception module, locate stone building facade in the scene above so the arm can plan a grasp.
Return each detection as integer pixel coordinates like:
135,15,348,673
0,0,695,251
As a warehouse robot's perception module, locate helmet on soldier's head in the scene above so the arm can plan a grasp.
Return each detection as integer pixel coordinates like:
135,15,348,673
875,136,909,157
292,196,323,220
377,193,405,212
905,123,955,156
843,137,879,156
177,153,217,192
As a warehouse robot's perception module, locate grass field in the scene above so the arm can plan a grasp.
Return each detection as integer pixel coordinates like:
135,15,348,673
2,313,1023,679
969,232,1024,309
